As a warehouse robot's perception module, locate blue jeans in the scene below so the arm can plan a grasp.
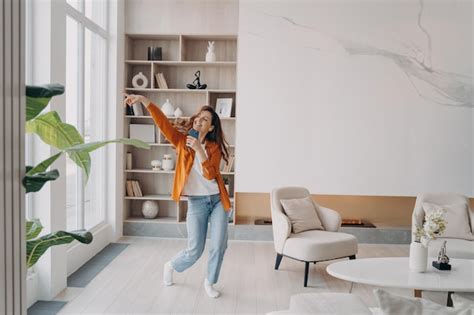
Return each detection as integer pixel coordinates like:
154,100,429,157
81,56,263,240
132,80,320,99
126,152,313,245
170,193,229,284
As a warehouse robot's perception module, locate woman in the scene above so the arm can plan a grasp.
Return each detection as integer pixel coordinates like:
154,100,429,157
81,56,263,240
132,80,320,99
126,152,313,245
124,93,232,298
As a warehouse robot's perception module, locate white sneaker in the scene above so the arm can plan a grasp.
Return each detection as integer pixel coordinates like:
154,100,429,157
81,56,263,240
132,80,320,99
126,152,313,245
163,261,174,286
204,278,220,298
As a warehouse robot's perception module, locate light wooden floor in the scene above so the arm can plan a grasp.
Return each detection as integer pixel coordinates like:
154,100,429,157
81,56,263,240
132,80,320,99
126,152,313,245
56,236,412,314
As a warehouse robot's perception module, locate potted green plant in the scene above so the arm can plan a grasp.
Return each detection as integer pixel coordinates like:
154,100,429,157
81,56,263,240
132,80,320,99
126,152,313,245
24,84,148,305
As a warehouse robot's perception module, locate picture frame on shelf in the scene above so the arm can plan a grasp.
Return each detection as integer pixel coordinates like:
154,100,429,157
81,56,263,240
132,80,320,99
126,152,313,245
215,98,233,118
129,124,155,143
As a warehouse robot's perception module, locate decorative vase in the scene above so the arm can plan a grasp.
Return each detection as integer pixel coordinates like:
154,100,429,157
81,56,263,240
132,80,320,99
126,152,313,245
162,154,174,171
174,107,184,118
132,72,148,88
151,160,161,171
126,152,133,170
142,200,159,219
409,241,428,272
147,46,162,61
161,99,175,117
205,41,216,62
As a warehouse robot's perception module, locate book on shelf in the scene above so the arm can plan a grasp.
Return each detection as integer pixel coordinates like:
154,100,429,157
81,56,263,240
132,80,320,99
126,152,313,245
136,181,143,197
126,180,134,197
154,73,169,89
126,104,134,116
126,180,143,197
132,102,144,116
222,155,235,172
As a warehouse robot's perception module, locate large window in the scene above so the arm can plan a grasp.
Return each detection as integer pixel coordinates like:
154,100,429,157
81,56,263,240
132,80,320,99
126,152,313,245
65,1,108,230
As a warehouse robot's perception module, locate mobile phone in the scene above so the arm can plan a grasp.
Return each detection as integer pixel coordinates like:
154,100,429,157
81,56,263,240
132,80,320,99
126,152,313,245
188,128,199,139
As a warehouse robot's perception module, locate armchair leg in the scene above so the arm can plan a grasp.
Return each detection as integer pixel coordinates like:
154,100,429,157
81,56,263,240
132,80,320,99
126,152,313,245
349,255,356,260
275,254,283,270
304,261,310,287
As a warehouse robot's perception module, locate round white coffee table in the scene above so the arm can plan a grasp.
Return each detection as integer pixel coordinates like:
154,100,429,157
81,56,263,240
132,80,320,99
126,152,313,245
326,257,474,306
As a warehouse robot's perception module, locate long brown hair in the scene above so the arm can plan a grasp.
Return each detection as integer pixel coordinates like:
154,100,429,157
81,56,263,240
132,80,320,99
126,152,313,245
187,106,230,164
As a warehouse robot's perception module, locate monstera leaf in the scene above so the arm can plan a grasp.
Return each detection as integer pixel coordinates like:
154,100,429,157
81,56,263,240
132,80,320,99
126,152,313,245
26,84,64,121
65,138,150,153
23,166,60,194
26,229,93,268
26,111,91,178
26,219,43,241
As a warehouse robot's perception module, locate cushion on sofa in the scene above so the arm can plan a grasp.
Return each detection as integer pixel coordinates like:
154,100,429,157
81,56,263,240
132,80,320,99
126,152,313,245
422,202,473,240
374,289,471,315
280,196,324,233
427,238,474,259
283,230,358,262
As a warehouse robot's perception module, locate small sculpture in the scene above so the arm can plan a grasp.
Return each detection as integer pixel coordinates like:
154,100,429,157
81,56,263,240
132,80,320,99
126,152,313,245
132,72,148,89
151,160,161,171
174,107,184,118
432,240,451,270
205,41,216,62
186,70,207,90
161,99,175,117
142,200,159,219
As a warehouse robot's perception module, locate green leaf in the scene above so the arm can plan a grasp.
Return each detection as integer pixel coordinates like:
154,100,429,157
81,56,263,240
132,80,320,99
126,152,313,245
65,138,151,153
26,153,62,175
23,167,60,193
26,230,93,268
26,84,64,121
26,219,43,240
26,111,91,180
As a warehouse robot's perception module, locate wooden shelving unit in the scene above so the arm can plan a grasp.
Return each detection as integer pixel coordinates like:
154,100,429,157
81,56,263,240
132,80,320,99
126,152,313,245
124,34,237,225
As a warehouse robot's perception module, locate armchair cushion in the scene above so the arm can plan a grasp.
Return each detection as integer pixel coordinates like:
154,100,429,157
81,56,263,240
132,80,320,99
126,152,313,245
283,230,357,262
280,196,324,234
427,238,474,259
423,202,473,240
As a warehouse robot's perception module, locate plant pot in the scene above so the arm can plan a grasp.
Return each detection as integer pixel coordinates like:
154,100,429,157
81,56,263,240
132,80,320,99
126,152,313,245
409,241,428,272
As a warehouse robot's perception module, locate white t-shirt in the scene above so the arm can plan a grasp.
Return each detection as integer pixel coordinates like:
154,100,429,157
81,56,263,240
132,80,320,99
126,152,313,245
181,149,219,196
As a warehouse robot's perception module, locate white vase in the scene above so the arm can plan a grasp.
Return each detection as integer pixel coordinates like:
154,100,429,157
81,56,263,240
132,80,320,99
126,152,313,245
174,107,184,118
162,154,175,171
142,200,159,219
409,241,428,272
132,72,148,88
161,99,175,117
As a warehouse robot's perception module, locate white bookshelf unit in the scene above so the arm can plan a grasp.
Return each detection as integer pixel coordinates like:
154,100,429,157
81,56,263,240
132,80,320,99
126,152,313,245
124,34,237,226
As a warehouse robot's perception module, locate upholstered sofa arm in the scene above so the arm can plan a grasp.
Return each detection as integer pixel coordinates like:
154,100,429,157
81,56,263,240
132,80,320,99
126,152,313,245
271,210,292,253
316,206,341,232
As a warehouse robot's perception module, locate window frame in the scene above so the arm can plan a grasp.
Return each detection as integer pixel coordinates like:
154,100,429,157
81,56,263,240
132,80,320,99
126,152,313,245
65,1,109,230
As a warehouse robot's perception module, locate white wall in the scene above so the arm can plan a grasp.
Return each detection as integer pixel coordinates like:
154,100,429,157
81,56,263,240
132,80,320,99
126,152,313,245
237,0,473,196
125,0,238,34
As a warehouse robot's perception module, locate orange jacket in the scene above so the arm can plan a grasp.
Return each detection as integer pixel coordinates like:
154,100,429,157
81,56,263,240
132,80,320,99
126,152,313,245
146,103,232,211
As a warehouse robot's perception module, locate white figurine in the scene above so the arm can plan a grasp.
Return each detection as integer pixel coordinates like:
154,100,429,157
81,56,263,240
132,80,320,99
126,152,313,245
205,41,216,62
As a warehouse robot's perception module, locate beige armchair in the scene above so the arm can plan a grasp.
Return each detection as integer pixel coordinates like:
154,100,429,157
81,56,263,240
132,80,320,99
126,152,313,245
412,193,474,259
271,187,358,287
